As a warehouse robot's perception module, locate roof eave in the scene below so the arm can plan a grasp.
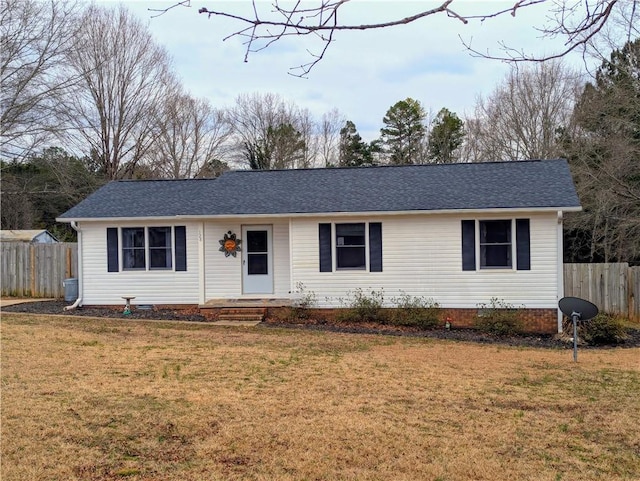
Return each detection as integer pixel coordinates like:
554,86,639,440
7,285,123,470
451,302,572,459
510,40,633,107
56,205,582,223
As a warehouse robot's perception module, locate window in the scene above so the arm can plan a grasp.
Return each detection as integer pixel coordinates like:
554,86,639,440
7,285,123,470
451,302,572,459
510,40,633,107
336,223,366,269
479,220,512,268
107,226,187,272
462,219,530,271
149,227,172,269
246,230,268,275
319,222,382,272
122,228,146,269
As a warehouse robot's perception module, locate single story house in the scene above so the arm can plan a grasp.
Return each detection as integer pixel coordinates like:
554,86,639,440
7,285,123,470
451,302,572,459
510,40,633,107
0,229,59,244
57,159,581,333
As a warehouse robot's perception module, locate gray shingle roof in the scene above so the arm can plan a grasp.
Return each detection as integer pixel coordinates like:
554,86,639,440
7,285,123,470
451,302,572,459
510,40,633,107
58,159,581,220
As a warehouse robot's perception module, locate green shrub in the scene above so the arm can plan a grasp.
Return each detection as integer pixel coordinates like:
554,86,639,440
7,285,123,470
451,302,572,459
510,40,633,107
338,288,385,322
475,298,524,336
391,293,441,329
579,313,628,345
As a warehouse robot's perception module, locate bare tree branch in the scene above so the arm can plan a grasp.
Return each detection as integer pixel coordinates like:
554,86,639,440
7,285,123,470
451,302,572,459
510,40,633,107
462,1,627,63
147,1,635,77
0,0,83,160
196,0,463,77
148,0,191,19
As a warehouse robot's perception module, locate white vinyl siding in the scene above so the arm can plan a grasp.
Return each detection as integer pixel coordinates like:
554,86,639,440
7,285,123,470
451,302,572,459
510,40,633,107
76,212,558,309
290,212,559,309
78,220,200,305
204,219,290,300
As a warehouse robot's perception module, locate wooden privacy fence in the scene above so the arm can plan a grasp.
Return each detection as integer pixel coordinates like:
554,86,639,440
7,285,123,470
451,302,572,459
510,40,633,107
564,263,640,321
1,242,78,298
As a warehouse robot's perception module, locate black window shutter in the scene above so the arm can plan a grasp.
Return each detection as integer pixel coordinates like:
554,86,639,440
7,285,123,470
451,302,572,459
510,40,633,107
461,220,476,271
516,219,531,270
319,223,332,272
369,222,383,272
107,228,119,272
175,226,187,271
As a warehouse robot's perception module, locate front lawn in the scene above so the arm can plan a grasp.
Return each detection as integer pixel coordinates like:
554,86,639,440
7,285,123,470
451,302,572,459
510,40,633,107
2,314,639,480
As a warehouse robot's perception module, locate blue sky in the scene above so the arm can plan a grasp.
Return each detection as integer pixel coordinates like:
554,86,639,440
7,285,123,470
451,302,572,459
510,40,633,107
100,1,588,141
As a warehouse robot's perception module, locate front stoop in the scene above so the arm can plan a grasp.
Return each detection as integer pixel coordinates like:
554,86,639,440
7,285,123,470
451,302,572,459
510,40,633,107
204,307,266,325
219,307,266,322
200,298,291,325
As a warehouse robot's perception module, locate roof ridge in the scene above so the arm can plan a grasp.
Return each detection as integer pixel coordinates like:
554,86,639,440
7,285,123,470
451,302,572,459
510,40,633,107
108,159,567,182
115,177,218,183
228,158,563,174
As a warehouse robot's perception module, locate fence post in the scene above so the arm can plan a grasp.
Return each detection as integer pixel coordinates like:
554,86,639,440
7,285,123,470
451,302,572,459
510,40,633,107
630,266,633,320
30,245,35,297
66,247,72,279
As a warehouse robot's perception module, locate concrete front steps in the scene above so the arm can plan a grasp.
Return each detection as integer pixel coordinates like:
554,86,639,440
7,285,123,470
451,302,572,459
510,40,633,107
218,307,266,322
199,306,266,325
200,298,291,325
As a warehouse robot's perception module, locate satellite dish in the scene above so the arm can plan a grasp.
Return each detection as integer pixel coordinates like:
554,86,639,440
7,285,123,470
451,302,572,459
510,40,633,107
559,297,599,321
558,296,599,362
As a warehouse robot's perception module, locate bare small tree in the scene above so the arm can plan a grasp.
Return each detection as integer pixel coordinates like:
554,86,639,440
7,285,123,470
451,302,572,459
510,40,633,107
0,0,81,160
295,107,318,169
463,60,582,161
225,92,312,170
145,92,232,179
62,4,174,179
316,108,345,167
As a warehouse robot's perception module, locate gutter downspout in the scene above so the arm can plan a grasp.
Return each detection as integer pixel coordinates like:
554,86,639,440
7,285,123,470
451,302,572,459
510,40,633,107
198,222,205,305
65,221,83,310
557,211,564,333
289,217,294,297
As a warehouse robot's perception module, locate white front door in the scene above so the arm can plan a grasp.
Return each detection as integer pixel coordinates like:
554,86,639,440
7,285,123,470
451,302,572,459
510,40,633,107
242,225,273,295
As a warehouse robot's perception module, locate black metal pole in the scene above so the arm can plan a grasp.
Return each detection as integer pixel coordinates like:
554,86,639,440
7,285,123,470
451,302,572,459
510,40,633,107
572,312,579,362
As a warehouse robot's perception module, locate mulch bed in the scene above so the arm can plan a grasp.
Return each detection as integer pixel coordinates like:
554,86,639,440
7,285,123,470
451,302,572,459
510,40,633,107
4,300,640,349
2,300,207,322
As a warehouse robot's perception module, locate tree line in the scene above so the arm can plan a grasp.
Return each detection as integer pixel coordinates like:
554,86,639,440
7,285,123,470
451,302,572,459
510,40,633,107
1,1,638,264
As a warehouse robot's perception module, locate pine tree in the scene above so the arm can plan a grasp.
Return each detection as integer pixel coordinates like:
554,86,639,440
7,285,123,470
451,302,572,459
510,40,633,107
338,121,375,167
427,108,465,163
379,98,426,164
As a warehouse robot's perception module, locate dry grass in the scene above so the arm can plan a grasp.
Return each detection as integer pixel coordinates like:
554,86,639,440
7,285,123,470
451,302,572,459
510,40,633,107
1,314,639,481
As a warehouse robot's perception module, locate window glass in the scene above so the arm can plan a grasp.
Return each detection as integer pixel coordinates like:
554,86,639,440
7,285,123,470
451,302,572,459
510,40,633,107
336,223,366,269
149,227,172,269
247,231,268,253
480,220,512,268
122,227,145,269
248,254,268,275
